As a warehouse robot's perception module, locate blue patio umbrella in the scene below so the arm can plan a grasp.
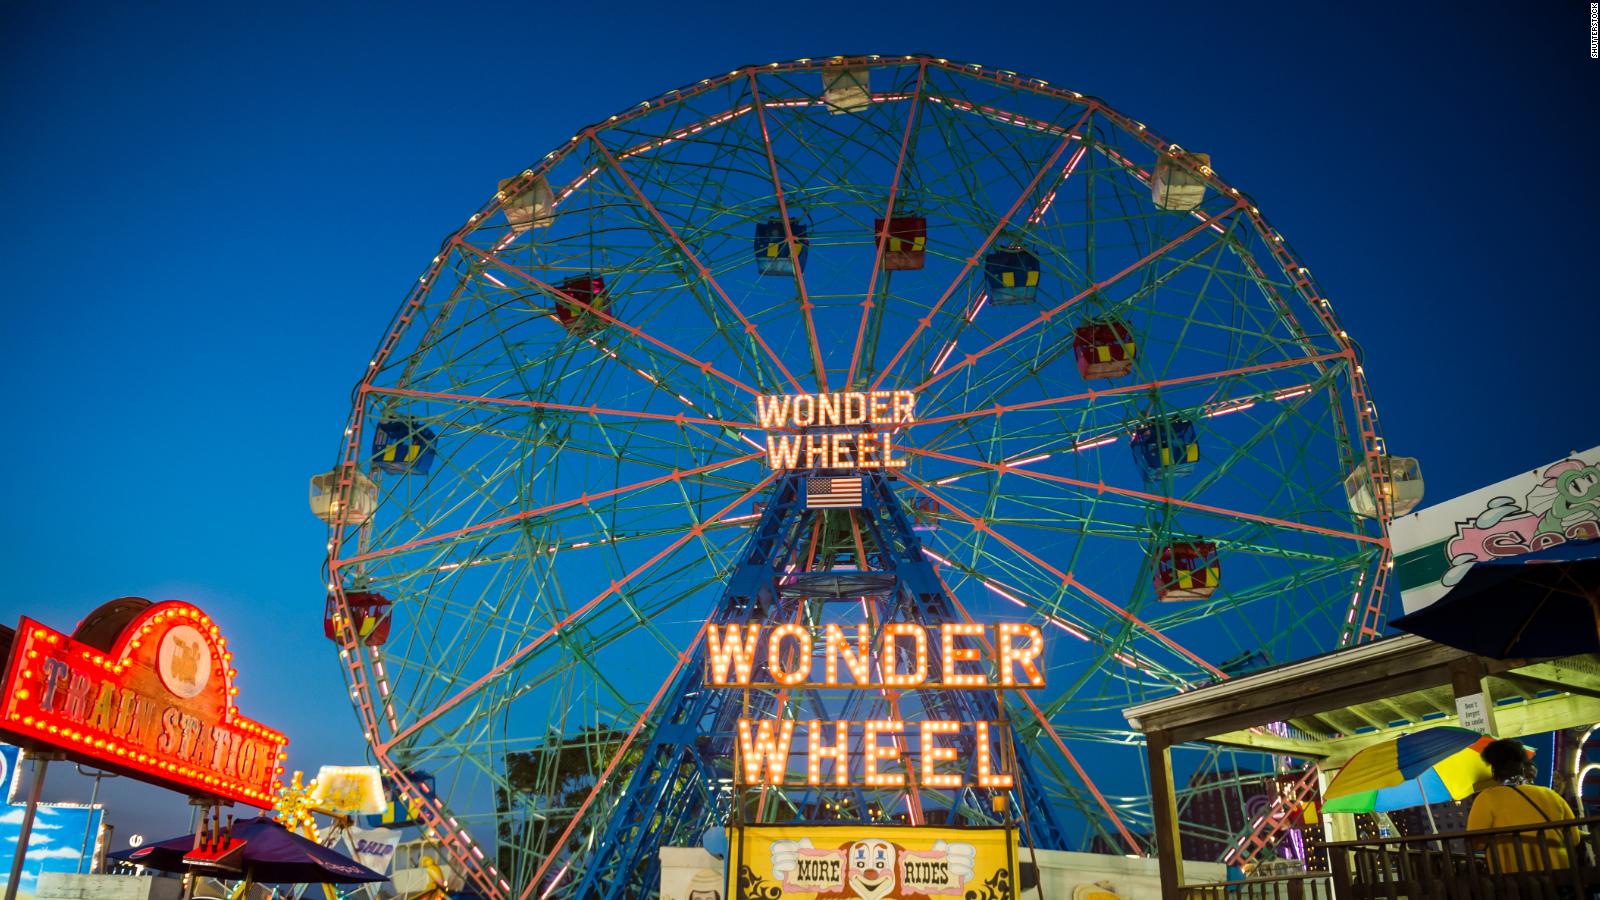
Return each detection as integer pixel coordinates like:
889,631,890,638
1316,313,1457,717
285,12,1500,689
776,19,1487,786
111,816,387,884
1391,540,1600,659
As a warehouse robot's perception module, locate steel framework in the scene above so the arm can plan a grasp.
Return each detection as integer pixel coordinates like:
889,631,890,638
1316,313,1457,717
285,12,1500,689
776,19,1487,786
315,54,1401,898
562,472,1069,897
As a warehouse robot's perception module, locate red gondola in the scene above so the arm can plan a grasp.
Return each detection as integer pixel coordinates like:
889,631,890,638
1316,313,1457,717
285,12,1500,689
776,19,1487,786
873,217,926,271
1153,542,1220,602
324,591,393,646
554,275,610,333
1073,319,1137,380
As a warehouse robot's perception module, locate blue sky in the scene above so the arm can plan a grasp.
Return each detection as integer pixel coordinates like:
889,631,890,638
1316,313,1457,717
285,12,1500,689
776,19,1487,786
1,0,1594,845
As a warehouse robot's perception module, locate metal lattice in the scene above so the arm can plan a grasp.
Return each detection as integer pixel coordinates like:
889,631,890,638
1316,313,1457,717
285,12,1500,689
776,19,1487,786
318,55,1395,899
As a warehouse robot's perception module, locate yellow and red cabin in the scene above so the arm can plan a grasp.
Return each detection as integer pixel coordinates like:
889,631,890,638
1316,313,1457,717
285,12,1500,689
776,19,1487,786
325,591,393,646
1153,541,1220,601
554,275,610,333
1073,319,1137,379
874,216,927,271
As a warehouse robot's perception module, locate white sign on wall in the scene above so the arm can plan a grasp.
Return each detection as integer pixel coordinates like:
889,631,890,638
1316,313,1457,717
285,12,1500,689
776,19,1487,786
1455,693,1492,734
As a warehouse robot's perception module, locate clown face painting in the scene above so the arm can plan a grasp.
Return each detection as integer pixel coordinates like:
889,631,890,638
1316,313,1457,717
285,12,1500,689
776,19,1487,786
764,830,982,899
845,839,897,900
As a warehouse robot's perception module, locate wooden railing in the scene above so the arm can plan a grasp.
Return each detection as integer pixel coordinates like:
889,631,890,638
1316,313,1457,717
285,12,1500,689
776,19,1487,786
1179,814,1600,899
1325,814,1600,899
1180,871,1334,899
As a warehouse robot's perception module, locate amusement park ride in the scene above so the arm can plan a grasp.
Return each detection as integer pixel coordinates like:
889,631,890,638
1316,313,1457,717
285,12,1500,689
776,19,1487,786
310,55,1422,897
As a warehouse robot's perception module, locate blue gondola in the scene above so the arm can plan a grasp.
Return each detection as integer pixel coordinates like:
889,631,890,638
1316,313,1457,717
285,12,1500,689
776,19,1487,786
983,247,1041,304
754,219,808,276
1219,649,1269,677
372,420,437,475
1130,416,1199,479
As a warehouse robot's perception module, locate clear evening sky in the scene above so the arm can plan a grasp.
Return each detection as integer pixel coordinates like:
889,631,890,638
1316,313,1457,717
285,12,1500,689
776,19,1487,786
1,0,1594,846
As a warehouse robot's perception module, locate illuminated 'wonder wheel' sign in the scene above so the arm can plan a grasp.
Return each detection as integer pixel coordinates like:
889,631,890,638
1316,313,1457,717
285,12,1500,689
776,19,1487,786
318,54,1396,899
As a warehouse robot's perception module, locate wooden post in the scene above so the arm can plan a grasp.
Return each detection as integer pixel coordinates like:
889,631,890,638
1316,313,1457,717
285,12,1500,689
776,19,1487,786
1146,729,1184,899
4,753,54,900
183,797,220,900
1318,766,1357,843
1450,656,1498,735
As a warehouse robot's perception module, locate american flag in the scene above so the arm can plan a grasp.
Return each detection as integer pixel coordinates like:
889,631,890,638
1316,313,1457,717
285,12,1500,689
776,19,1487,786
805,476,863,509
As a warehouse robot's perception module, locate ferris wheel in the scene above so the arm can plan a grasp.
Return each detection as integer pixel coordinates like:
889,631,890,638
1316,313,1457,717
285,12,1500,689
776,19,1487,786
314,55,1415,899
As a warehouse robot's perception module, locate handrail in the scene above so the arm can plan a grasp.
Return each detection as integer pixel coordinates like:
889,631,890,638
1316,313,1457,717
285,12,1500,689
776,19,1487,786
1322,813,1600,848
1323,814,1600,900
1179,871,1333,899
1183,871,1331,888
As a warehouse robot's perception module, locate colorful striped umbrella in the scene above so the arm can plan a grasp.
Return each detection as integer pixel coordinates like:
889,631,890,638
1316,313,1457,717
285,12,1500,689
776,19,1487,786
1322,726,1496,814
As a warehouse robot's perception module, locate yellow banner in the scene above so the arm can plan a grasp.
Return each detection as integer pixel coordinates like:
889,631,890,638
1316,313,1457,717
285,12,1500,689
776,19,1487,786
728,824,1016,899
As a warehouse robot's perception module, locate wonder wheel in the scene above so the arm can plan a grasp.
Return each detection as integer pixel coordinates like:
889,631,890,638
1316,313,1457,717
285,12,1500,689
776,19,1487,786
314,54,1407,899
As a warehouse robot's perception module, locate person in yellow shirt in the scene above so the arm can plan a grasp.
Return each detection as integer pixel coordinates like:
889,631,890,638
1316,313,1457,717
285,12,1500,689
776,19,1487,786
1466,738,1581,874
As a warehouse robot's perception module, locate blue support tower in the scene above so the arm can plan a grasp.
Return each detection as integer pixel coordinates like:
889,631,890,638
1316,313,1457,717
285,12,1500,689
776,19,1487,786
561,472,1073,898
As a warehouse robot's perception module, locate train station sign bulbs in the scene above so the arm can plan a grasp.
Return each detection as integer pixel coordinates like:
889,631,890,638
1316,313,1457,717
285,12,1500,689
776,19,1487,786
0,599,287,807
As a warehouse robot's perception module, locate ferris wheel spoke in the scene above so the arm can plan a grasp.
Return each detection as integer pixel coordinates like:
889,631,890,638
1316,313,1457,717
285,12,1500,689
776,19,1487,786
926,570,1143,853
914,201,1243,396
885,123,1096,390
378,472,776,756
592,117,807,400
871,105,1095,392
922,532,1185,690
520,617,716,900
916,348,1351,434
917,228,1313,420
395,548,739,757
585,131,807,394
360,385,759,432
913,366,1338,498
927,515,1193,692
902,445,1378,548
901,472,1222,678
845,60,928,389
451,238,763,401
747,74,829,391
337,452,761,569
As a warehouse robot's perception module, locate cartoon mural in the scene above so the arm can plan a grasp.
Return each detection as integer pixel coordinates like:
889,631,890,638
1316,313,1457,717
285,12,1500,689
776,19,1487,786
0,744,106,895
730,825,1013,900
1392,446,1600,614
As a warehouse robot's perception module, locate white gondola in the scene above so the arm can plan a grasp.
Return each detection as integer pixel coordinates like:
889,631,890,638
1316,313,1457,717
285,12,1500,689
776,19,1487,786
1344,455,1424,519
390,838,465,899
310,469,379,525
1151,150,1211,211
498,173,555,233
822,66,871,114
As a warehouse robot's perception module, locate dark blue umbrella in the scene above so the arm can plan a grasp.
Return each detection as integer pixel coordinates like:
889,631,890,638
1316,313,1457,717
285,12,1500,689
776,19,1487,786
1392,540,1600,658
111,816,387,884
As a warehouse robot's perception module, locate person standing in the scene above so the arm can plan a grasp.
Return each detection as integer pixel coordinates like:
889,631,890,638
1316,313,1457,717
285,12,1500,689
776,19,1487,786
1467,738,1581,873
